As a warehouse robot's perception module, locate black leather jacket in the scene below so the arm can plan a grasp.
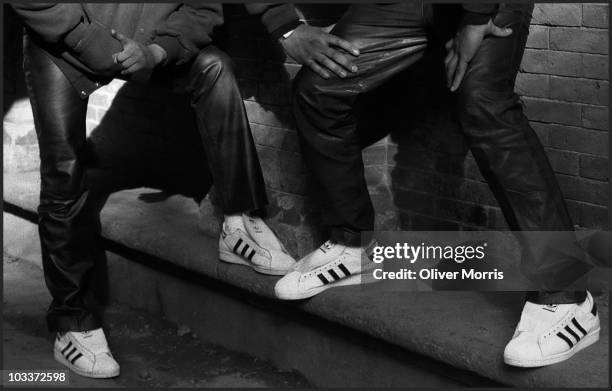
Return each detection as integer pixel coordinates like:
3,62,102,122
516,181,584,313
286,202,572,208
12,3,300,97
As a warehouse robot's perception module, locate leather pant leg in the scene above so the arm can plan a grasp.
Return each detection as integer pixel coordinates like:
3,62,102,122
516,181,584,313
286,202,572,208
23,36,103,332
293,3,428,246
454,5,590,303
158,46,268,215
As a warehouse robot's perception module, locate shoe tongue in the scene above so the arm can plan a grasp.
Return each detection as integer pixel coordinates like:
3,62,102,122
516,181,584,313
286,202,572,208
320,240,336,252
73,328,110,354
292,241,343,273
243,215,284,252
224,215,246,233
517,301,574,333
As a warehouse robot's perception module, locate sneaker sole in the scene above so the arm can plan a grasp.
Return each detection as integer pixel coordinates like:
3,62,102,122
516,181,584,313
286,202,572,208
54,351,120,379
504,327,600,368
220,249,290,276
275,273,366,300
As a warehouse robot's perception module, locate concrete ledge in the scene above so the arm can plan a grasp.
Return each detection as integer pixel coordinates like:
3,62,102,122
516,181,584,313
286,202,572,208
4,171,609,388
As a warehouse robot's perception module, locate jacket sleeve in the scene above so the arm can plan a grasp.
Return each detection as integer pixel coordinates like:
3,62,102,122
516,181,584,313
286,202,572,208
11,3,86,43
244,3,301,39
151,3,224,66
461,3,499,26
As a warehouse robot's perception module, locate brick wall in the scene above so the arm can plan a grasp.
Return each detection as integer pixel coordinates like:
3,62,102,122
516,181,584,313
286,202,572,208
3,3,609,258
518,3,609,229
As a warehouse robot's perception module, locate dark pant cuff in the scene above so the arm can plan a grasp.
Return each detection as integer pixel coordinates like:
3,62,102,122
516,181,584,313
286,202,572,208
525,291,588,305
331,227,369,247
47,312,103,333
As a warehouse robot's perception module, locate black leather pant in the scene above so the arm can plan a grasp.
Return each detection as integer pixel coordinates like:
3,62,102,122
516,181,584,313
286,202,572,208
23,37,267,332
293,3,590,304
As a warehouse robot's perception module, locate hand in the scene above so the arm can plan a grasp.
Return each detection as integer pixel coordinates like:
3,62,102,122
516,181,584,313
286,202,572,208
280,24,360,79
111,30,167,82
444,19,512,92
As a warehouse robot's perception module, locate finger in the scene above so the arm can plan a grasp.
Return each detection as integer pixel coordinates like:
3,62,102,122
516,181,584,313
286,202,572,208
115,46,136,63
446,52,459,88
121,62,144,75
317,54,346,78
306,59,330,79
444,47,455,68
450,60,468,92
120,55,141,69
445,39,454,50
325,48,357,73
490,25,513,37
327,35,360,56
111,29,131,45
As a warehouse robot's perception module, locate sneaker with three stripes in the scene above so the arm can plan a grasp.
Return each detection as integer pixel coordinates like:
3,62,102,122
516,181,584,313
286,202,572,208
54,328,120,378
503,291,600,367
219,214,296,275
274,240,376,300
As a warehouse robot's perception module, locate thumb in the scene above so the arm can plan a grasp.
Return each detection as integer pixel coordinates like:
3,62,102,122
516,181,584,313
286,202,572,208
489,25,513,37
445,38,454,50
111,29,130,44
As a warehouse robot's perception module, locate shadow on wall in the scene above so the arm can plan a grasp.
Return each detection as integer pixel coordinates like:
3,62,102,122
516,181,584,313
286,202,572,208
386,32,475,231
85,81,212,205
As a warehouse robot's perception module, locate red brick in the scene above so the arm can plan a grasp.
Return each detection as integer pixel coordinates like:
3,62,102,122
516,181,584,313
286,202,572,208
435,198,489,227
566,200,609,229
389,167,442,194
545,148,580,175
582,105,609,131
244,100,295,129
582,54,609,79
557,174,608,205
457,180,497,207
365,165,388,188
579,155,609,181
548,124,609,156
549,76,609,105
363,144,387,166
522,97,582,126
582,4,609,29
257,146,308,195
526,25,549,49
515,73,549,98
393,189,435,215
521,49,582,77
250,123,300,153
387,143,437,171
532,4,582,26
549,27,608,55
256,81,292,106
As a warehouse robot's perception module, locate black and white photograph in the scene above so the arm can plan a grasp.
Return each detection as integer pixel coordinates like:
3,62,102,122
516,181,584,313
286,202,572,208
2,1,610,388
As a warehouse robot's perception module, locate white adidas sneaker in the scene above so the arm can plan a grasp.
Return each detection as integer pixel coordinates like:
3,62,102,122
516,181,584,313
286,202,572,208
503,291,600,367
54,328,120,378
219,214,295,275
275,240,376,300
